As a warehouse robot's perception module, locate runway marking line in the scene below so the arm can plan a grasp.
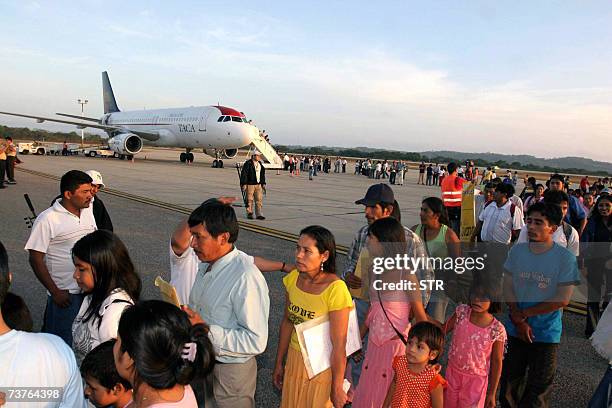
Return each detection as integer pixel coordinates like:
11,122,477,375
17,167,586,315
16,167,350,254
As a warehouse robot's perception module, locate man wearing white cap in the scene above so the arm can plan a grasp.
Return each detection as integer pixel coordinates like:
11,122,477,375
240,151,266,220
85,170,114,231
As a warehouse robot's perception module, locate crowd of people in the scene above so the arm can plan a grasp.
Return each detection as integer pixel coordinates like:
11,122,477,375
0,158,611,408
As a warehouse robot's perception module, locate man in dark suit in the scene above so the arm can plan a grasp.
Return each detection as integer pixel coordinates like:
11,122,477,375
240,151,266,220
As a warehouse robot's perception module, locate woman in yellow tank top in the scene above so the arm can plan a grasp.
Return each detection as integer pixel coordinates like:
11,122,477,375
273,225,353,408
411,197,461,323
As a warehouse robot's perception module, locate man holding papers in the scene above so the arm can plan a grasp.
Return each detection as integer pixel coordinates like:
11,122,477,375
273,226,353,408
181,199,270,408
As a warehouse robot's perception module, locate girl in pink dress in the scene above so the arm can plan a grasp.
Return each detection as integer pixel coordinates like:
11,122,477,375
352,218,429,408
443,279,507,408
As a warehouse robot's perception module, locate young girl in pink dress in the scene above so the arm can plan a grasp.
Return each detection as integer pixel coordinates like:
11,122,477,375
352,218,429,408
444,279,506,408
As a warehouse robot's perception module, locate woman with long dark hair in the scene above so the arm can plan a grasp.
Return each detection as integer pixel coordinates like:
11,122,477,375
411,197,461,322
71,230,141,364
273,225,352,408
114,300,214,407
583,195,612,336
352,217,428,408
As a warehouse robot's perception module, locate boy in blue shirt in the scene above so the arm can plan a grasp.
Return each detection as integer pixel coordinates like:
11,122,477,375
500,202,580,407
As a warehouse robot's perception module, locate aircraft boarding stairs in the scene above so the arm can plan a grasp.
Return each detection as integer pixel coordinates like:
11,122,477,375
249,130,284,169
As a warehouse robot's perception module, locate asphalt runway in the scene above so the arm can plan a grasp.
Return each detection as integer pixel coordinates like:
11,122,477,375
0,162,607,407
8,148,499,247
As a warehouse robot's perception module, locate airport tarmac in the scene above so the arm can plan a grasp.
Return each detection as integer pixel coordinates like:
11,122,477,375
0,152,606,407
11,147,464,248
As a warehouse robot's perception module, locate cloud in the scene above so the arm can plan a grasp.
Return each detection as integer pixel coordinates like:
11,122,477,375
1,9,610,161
24,1,41,12
108,25,154,40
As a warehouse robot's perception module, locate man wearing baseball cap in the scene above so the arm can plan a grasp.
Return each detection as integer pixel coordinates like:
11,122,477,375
342,183,434,386
240,151,266,220
85,170,114,232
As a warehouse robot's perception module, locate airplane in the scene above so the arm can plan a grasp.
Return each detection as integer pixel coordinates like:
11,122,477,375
0,71,282,168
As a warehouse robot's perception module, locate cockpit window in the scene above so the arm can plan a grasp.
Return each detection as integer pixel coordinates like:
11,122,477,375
231,116,243,122
217,116,225,122
223,116,231,122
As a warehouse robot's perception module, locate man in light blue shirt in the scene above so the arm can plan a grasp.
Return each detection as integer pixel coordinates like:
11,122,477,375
500,202,580,407
183,199,270,408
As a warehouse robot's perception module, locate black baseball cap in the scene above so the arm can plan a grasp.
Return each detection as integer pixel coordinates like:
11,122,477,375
355,183,395,206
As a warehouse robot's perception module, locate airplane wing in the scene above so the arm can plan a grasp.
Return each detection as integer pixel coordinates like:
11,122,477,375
0,111,160,141
55,112,101,122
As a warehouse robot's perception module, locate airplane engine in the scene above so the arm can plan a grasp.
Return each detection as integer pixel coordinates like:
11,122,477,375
108,133,143,155
222,149,238,159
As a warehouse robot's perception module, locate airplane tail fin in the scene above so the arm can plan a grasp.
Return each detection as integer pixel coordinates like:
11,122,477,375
102,71,120,114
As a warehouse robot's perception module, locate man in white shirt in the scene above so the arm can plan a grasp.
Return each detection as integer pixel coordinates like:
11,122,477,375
182,200,270,408
0,242,87,408
474,182,525,284
25,170,96,345
475,183,525,244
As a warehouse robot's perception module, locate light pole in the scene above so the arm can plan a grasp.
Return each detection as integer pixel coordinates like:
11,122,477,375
77,98,88,148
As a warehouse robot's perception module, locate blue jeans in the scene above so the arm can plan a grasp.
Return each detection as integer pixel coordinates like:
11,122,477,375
589,365,612,408
425,288,450,323
309,167,314,180
43,293,85,346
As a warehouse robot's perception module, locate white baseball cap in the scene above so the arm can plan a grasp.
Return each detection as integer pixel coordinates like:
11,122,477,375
85,170,105,188
252,150,261,156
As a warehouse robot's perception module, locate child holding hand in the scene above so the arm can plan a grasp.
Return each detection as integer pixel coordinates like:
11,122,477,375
444,279,506,408
383,321,446,408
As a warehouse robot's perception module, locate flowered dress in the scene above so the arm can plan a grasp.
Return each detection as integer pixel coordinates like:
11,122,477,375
445,304,507,408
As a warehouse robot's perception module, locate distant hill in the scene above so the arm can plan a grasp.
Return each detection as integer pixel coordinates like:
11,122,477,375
276,144,611,176
421,151,612,175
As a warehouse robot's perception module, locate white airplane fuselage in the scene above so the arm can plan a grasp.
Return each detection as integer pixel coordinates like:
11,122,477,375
103,105,255,149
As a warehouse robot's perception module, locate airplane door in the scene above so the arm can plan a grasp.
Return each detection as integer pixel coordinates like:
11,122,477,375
198,110,209,131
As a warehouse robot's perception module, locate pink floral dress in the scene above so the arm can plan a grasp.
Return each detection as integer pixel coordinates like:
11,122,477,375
445,304,507,408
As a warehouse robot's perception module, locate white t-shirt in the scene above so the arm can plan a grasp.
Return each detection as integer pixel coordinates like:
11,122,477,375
516,223,580,256
72,289,134,365
510,195,524,210
0,330,87,407
479,200,525,244
254,161,262,183
169,244,200,305
24,200,97,294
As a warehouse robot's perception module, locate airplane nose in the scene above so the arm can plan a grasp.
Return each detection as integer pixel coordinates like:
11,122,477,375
242,125,256,145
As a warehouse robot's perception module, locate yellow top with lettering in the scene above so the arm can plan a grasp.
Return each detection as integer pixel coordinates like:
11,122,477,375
283,269,353,351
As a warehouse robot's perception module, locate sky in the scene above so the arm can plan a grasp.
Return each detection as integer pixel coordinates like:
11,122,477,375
1,0,611,161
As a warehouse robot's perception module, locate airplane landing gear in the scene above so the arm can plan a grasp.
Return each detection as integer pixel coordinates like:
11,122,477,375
180,149,194,163
211,150,224,168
